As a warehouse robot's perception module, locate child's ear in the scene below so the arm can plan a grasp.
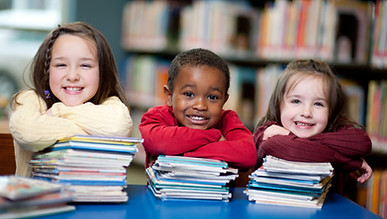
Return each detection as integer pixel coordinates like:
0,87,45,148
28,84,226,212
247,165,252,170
224,94,229,104
163,85,173,106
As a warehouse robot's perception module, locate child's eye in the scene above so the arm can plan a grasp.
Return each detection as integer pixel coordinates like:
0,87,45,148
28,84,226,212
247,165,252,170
314,102,324,107
183,92,193,98
290,99,300,104
208,95,218,100
55,64,66,68
81,64,91,68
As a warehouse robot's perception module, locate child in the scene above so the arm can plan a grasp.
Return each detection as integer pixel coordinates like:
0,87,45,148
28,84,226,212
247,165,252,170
139,48,256,175
9,22,133,177
253,59,372,187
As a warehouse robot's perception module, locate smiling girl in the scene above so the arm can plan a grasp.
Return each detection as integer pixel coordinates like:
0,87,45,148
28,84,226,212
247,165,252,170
253,59,372,189
9,22,132,177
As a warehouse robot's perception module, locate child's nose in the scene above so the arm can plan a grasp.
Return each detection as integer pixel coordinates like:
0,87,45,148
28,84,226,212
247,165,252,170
193,98,207,111
66,69,80,81
301,106,312,118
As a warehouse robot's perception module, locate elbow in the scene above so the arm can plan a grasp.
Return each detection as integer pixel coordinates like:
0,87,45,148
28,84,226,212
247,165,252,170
234,144,257,170
242,152,258,170
16,139,53,152
359,135,373,155
365,140,372,155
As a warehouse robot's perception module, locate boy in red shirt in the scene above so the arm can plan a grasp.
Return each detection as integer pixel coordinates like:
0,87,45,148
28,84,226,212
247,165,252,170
139,48,256,184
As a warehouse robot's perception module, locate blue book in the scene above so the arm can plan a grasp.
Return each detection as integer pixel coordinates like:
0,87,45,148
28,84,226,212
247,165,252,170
49,140,138,154
157,155,228,168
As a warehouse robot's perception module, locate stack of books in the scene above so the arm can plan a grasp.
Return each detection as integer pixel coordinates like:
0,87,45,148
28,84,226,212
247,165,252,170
244,156,334,208
146,155,238,202
0,176,74,218
29,135,143,202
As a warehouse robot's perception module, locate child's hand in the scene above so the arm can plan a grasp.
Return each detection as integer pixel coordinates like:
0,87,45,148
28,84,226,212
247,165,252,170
219,135,226,142
263,125,290,140
349,159,372,183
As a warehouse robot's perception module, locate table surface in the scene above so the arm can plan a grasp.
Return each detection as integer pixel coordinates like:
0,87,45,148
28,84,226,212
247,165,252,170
40,185,380,219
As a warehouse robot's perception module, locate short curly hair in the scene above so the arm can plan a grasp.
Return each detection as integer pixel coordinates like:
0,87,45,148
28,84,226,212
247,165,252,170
167,48,230,96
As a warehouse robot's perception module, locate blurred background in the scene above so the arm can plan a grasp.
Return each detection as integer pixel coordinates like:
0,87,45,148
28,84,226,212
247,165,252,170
0,0,145,184
0,1,386,216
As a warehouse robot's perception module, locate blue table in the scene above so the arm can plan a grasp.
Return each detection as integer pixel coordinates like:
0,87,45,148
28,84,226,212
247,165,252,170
41,185,380,219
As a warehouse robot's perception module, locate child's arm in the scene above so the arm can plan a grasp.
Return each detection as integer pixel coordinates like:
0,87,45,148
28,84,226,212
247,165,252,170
184,110,257,170
9,90,86,152
254,123,371,171
49,96,132,137
139,106,222,156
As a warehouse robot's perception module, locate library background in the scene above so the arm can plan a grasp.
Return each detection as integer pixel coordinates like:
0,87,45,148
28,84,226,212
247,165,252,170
0,0,386,217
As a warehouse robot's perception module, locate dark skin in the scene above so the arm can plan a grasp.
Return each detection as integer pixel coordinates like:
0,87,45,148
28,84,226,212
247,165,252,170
164,65,229,135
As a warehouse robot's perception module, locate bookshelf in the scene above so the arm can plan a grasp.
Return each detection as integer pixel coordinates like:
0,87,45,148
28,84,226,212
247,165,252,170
119,0,387,217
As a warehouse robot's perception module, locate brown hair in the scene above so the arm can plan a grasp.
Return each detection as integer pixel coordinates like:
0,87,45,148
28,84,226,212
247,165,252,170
257,59,352,132
11,21,129,109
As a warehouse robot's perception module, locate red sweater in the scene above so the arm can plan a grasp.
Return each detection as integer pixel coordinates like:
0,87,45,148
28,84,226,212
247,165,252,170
253,121,372,171
139,105,257,170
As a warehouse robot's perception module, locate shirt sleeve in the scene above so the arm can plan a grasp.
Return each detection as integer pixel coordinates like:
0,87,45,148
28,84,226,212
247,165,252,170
9,91,132,152
184,110,257,170
9,90,86,152
253,122,372,171
50,96,132,137
139,106,222,156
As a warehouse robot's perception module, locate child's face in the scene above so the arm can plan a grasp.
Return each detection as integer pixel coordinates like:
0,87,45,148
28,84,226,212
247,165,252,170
164,65,228,130
49,34,99,107
280,75,329,138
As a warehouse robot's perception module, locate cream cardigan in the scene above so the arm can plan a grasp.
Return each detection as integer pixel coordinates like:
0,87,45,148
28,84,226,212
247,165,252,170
9,90,133,177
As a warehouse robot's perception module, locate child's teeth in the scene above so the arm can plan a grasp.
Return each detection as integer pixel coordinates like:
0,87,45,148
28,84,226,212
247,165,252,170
192,116,204,120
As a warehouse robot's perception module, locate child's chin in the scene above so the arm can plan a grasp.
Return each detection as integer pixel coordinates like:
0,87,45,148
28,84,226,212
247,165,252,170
186,124,209,130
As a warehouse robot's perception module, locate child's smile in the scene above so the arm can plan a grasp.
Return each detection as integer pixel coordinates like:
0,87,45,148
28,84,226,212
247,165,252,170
49,34,100,107
164,65,228,130
280,75,329,138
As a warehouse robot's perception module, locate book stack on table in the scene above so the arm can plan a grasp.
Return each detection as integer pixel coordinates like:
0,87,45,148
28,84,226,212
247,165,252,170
146,155,238,201
0,176,75,218
28,135,143,202
244,155,334,208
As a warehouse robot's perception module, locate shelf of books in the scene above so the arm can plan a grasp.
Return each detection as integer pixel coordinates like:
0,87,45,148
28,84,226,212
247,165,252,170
120,0,387,217
120,0,382,127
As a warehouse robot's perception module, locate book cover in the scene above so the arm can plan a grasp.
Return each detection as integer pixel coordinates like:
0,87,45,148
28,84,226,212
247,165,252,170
50,140,138,154
0,176,64,201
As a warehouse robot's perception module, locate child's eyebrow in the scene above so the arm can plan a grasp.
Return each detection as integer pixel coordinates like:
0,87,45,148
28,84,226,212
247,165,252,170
180,84,196,90
287,94,327,102
208,87,223,93
51,57,97,64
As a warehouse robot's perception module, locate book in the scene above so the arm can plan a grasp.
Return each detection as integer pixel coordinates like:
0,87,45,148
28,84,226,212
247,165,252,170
0,205,75,219
0,176,75,218
0,176,63,200
29,135,142,202
245,156,334,208
48,135,141,154
262,155,334,175
59,135,144,143
146,155,238,202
